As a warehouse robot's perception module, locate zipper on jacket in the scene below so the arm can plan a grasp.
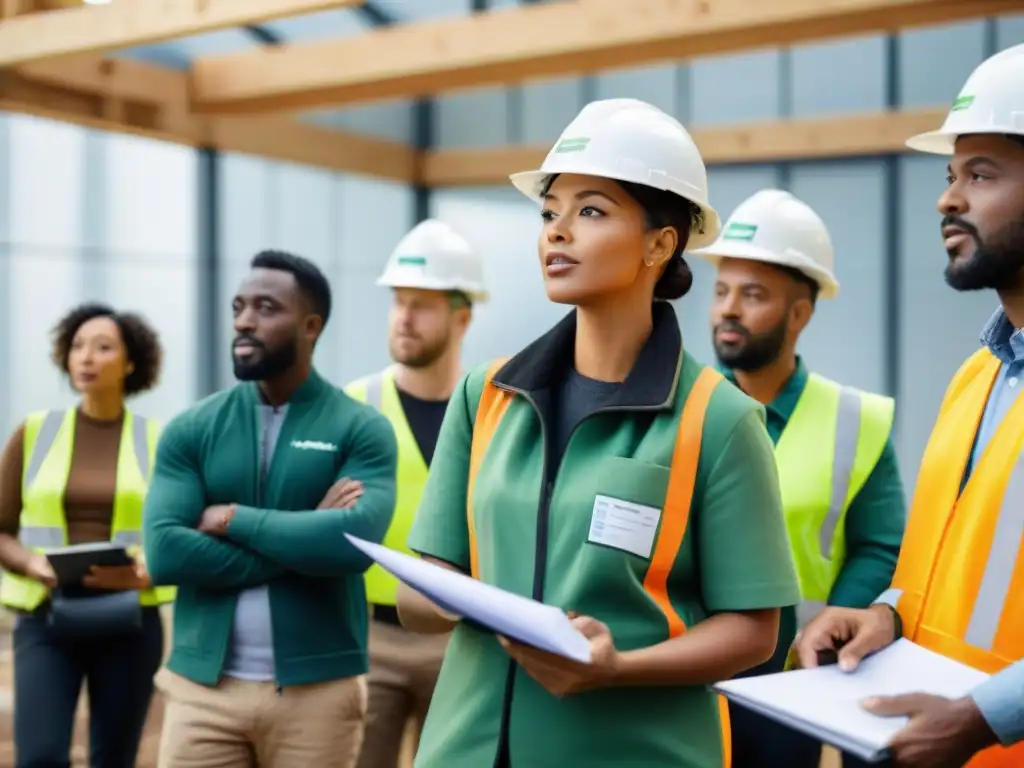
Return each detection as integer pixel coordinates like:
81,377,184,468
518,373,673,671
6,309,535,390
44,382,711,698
487,383,675,767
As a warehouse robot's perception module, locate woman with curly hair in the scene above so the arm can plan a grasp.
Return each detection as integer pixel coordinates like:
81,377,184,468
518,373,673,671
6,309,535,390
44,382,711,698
0,302,173,768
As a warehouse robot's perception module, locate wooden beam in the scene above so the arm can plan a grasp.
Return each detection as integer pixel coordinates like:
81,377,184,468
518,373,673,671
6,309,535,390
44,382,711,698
3,56,418,181
188,0,1021,115
0,0,365,67
419,109,950,187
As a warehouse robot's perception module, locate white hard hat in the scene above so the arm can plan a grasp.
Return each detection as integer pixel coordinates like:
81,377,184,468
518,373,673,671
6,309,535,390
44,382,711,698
376,219,488,303
906,43,1024,155
690,189,840,300
508,98,721,249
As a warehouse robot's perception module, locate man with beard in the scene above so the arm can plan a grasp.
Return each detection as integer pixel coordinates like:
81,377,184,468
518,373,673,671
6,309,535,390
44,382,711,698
691,189,907,768
794,44,1024,768
344,219,486,768
143,250,398,768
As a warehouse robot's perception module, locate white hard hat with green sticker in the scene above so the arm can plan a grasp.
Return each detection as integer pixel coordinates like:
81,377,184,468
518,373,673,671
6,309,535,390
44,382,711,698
376,219,488,303
508,98,721,250
690,189,840,300
906,43,1024,155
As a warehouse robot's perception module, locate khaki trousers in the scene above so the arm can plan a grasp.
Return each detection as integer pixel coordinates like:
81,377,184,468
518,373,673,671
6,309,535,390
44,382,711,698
155,667,367,768
355,620,448,768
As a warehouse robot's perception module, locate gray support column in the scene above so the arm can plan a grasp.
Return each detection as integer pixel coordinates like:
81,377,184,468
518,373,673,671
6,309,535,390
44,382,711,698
196,147,221,397
882,34,902,407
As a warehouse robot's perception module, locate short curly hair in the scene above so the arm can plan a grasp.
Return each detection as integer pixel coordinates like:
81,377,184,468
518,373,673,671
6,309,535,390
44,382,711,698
50,303,163,397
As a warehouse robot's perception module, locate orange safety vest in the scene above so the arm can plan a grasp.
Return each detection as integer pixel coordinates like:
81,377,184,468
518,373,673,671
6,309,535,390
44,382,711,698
466,359,733,768
893,348,1024,768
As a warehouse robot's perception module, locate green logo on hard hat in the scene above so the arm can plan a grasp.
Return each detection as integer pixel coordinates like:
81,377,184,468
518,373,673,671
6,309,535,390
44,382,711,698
950,95,974,113
722,222,758,242
397,256,427,267
555,137,590,153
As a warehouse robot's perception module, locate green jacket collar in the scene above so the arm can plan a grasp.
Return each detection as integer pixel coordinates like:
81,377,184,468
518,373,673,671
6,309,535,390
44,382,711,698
719,356,809,422
493,301,684,411
243,368,329,407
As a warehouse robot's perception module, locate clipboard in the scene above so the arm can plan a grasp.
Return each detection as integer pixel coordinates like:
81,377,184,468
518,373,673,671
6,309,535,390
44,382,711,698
45,542,134,588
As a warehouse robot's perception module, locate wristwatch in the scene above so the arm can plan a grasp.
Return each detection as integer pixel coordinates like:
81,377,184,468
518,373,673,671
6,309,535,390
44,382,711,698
878,602,903,640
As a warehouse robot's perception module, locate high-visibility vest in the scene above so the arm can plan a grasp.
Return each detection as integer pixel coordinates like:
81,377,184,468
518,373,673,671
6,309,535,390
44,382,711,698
891,348,1024,768
0,408,175,611
346,368,430,607
468,359,733,768
775,373,894,626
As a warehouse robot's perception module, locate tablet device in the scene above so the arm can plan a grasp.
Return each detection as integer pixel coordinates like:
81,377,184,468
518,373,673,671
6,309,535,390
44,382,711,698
45,542,134,587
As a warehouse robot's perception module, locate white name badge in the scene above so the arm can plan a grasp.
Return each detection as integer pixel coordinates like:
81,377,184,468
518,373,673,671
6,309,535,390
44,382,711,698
587,494,662,559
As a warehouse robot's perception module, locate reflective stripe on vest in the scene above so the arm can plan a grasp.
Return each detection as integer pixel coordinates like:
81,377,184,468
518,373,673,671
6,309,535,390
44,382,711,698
467,362,732,768
891,348,1024,768
0,408,174,611
346,368,430,607
775,373,894,627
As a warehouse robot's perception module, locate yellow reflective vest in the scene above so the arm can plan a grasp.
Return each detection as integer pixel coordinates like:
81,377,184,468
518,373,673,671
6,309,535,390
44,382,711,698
0,408,175,611
345,368,429,607
776,373,894,626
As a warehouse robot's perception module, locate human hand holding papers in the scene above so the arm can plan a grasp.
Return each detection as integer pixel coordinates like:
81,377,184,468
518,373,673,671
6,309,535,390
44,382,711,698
713,639,989,763
345,535,592,664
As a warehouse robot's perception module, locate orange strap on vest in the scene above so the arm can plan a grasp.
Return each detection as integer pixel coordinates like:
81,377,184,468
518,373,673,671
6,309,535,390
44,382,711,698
893,347,1024,768
465,362,731,767
466,358,512,581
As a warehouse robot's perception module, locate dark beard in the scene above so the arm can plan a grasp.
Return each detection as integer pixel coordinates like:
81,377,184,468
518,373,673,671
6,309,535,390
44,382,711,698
713,318,788,372
233,339,298,381
944,216,1024,292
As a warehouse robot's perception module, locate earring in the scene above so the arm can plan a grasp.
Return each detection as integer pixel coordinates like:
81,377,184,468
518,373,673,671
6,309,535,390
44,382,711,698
644,256,655,267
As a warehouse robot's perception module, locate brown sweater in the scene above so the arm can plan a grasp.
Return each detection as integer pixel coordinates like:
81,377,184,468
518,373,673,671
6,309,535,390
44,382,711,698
0,410,124,549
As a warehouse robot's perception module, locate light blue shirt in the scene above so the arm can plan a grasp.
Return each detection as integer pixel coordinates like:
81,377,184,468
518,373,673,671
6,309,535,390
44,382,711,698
964,308,1024,746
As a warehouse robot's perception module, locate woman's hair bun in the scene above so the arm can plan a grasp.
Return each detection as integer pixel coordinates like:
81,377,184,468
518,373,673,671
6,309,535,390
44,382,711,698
654,254,693,301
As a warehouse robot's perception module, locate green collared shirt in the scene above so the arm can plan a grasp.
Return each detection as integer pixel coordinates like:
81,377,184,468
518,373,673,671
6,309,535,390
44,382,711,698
721,357,906,674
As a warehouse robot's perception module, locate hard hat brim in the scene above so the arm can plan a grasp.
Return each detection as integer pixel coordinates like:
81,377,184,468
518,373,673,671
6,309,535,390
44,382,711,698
905,126,1024,156
905,129,956,156
509,170,722,250
690,240,840,300
376,273,489,304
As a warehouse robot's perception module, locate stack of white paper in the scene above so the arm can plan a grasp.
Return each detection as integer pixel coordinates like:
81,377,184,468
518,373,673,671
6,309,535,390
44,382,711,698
714,639,990,762
345,534,592,664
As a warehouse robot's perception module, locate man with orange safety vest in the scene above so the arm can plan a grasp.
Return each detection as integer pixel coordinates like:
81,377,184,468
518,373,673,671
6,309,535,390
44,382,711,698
691,189,906,768
345,219,487,768
795,43,1024,768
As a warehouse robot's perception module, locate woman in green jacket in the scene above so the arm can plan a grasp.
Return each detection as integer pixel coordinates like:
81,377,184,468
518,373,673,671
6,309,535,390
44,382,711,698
397,98,801,768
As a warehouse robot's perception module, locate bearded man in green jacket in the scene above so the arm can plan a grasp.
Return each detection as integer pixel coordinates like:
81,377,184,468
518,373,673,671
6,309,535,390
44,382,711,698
143,250,397,768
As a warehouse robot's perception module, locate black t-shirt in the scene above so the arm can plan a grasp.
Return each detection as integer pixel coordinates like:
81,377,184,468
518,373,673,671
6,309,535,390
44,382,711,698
396,387,450,467
551,368,623,462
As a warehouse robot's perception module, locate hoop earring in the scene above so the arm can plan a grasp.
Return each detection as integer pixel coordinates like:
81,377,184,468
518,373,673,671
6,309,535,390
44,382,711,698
643,256,655,268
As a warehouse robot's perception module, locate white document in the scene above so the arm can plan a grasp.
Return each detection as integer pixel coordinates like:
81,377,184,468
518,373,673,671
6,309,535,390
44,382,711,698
345,534,593,664
714,639,990,763
587,494,661,558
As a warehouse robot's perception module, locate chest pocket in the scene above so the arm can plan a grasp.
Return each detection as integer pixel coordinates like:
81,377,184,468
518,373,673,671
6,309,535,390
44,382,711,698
587,457,671,560
274,441,344,507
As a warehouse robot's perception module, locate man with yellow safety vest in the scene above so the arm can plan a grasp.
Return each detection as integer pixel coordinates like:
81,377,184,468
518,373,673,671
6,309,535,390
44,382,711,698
795,44,1024,768
345,219,488,768
691,190,908,768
